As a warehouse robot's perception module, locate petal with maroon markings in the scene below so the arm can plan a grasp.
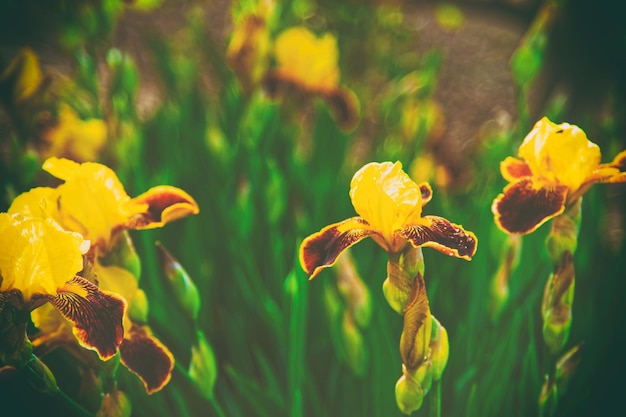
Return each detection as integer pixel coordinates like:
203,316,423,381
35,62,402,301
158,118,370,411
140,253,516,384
119,323,174,394
610,149,626,170
127,186,199,230
501,157,532,183
46,276,125,360
418,182,433,206
299,217,377,280
492,178,568,235
399,217,477,260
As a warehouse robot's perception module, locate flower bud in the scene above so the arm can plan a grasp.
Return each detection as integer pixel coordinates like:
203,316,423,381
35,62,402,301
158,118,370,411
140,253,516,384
399,273,432,371
542,252,575,354
488,234,521,320
395,372,425,415
336,252,372,328
127,289,149,324
189,330,217,401
384,248,424,314
102,231,142,280
340,312,367,376
156,242,201,322
546,198,581,265
429,316,449,381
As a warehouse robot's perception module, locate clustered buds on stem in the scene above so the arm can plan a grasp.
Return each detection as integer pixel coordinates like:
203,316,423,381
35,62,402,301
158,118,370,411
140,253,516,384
386,246,449,415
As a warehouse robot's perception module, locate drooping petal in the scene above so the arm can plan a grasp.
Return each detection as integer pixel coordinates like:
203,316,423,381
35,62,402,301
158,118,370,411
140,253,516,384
492,178,568,234
399,216,478,260
45,276,125,360
500,156,532,182
299,217,376,280
127,185,200,230
119,323,174,394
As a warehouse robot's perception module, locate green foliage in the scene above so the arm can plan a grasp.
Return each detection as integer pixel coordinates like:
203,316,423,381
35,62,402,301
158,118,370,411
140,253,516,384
1,1,625,417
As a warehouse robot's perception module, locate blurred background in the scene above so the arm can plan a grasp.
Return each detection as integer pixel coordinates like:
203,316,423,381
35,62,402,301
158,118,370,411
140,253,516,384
1,0,625,416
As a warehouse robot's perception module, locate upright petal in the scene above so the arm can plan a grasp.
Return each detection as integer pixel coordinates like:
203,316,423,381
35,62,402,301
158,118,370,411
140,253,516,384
492,178,567,234
0,213,88,301
43,157,144,247
300,217,376,280
119,323,174,394
45,276,126,360
400,216,477,260
127,185,200,230
350,161,424,244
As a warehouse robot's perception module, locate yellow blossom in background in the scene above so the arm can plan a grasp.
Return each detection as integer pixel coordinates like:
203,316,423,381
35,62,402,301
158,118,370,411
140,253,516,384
0,47,45,103
41,104,107,162
273,27,339,93
264,26,360,131
492,117,626,234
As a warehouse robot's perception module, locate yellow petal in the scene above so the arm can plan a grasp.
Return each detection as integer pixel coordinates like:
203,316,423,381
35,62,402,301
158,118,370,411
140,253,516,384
0,47,44,102
349,161,424,248
518,117,601,190
273,27,339,92
43,157,146,247
8,187,59,220
0,213,87,301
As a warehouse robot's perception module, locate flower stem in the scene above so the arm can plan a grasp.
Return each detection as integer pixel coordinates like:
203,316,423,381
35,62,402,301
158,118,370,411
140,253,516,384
430,378,441,417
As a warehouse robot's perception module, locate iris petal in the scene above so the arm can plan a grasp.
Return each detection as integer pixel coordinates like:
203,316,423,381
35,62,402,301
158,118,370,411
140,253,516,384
492,178,567,234
45,276,125,360
299,217,376,280
500,157,532,182
119,323,174,394
321,87,360,132
400,216,478,260
127,185,200,230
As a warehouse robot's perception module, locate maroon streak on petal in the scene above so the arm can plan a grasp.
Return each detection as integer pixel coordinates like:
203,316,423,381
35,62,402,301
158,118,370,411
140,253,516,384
299,217,376,280
400,216,478,260
119,323,174,394
492,178,568,235
46,276,125,360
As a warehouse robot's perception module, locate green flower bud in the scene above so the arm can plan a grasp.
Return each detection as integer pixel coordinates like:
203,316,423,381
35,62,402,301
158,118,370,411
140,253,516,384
384,248,425,314
340,312,367,377
336,252,372,328
546,198,581,265
189,330,218,401
156,242,201,322
101,231,142,280
127,289,149,324
430,316,449,381
542,252,575,354
395,372,425,415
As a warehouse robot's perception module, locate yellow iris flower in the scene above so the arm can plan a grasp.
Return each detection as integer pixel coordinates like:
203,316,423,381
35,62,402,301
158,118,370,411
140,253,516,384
263,26,360,131
273,27,339,93
300,161,477,279
9,157,199,393
0,213,125,361
492,117,626,234
41,104,107,162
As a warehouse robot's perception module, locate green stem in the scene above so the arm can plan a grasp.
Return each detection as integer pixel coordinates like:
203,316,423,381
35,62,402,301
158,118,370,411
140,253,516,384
429,379,441,417
210,397,228,417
